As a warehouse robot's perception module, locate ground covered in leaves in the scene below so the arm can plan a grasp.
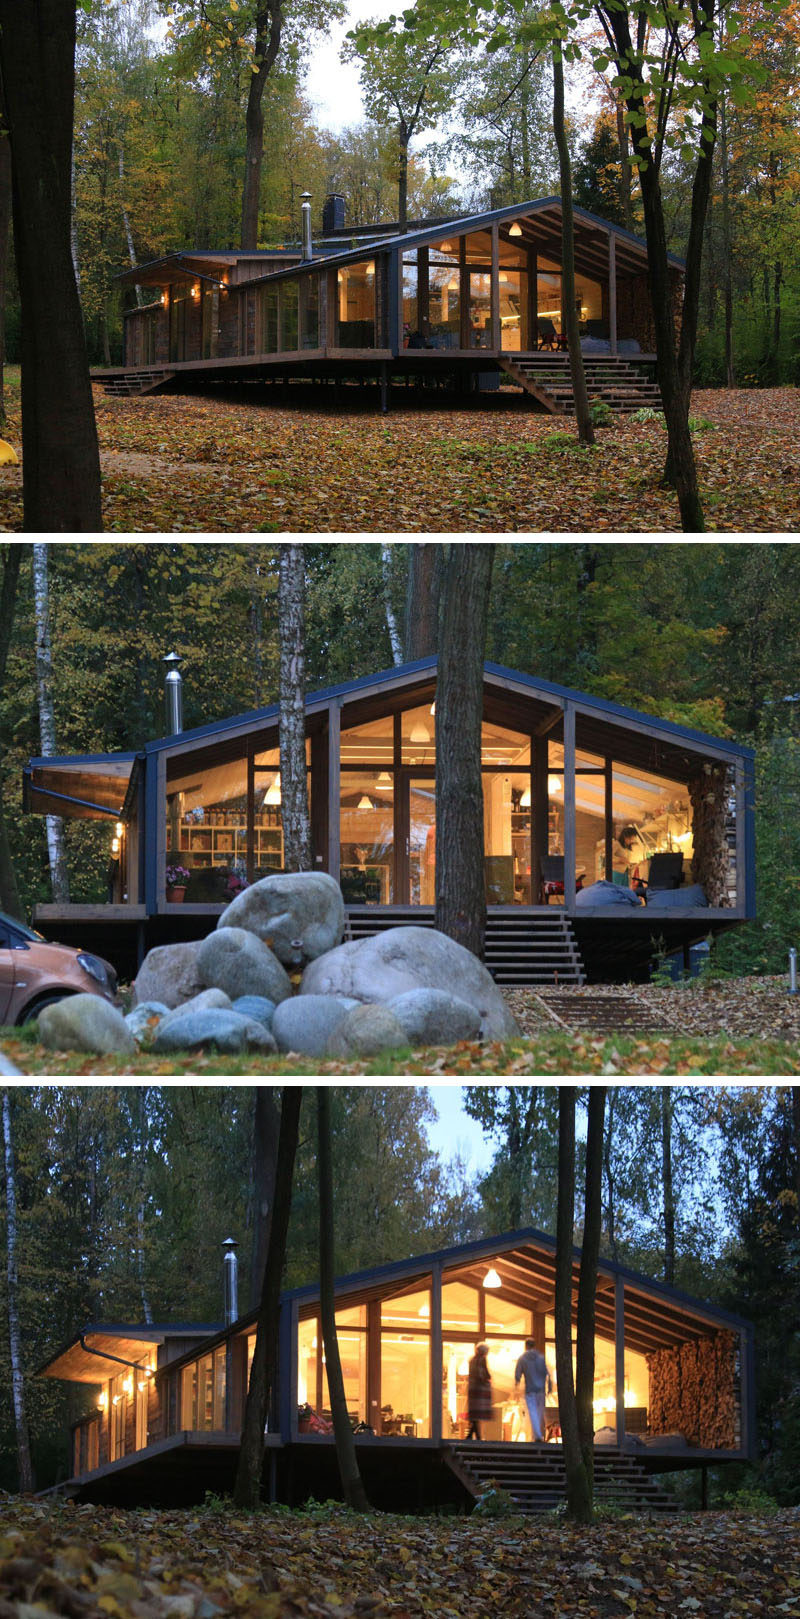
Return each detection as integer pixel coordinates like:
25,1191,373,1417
1,372,799,531
0,1497,798,1619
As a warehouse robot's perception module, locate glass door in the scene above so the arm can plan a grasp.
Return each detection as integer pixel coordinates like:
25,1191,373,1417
405,774,435,904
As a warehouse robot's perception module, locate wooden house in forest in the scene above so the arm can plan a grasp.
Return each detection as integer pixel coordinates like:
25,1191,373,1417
96,195,682,415
38,1228,755,1511
24,656,755,985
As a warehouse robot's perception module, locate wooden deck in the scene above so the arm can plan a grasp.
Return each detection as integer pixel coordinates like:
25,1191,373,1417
57,1429,742,1511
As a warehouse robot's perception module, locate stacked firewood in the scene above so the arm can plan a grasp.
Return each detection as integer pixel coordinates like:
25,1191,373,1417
647,1331,738,1448
689,760,731,906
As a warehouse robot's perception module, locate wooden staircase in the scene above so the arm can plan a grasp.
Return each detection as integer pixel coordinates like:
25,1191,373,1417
445,1441,678,1515
100,369,174,397
500,353,662,416
345,909,585,987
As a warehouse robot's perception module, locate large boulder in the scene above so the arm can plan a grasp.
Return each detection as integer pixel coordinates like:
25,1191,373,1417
271,994,359,1057
198,927,292,1005
218,871,345,965
38,995,136,1056
387,988,481,1047
301,927,519,1041
325,1003,408,1059
133,940,204,1009
151,1008,277,1056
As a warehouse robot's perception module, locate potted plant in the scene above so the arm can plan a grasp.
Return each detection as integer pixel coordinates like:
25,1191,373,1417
165,864,191,902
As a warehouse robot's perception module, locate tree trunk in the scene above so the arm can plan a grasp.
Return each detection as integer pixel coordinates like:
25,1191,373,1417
278,544,311,874
719,90,734,388
317,1088,370,1509
552,49,594,446
381,544,404,666
2,1091,35,1492
661,1087,675,1286
240,1,282,250
575,1087,606,1489
119,145,143,308
0,124,10,429
135,1087,152,1325
249,1087,280,1309
0,2,102,532
555,1088,592,1522
603,1089,618,1263
0,545,23,918
404,542,443,661
32,543,70,903
434,544,494,958
234,1087,302,1509
398,124,410,230
70,140,80,296
615,95,633,231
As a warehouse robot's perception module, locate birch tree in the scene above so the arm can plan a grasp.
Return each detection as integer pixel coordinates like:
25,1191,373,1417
0,546,23,919
32,544,70,903
278,544,311,873
2,1091,34,1493
381,545,404,666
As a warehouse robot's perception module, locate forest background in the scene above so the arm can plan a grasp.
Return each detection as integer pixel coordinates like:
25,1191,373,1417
1,1081,797,1511
2,539,799,977
2,0,798,390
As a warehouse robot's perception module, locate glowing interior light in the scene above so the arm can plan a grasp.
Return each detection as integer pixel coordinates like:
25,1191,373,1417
482,1267,502,1289
265,773,281,804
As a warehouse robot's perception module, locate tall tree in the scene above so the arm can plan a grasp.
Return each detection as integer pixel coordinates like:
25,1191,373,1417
555,1086,606,1523
278,544,311,873
434,544,494,958
234,1086,302,1509
0,0,102,531
552,41,594,445
32,545,70,903
0,112,10,431
317,1088,370,1509
405,543,443,662
249,1087,280,1308
343,24,460,228
2,1091,34,1492
0,545,23,919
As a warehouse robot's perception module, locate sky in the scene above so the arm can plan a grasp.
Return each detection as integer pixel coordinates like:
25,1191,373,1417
425,1085,494,1175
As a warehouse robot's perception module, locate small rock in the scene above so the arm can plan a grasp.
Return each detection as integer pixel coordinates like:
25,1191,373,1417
125,1001,170,1044
231,995,277,1029
387,988,481,1046
151,1009,277,1055
325,1003,408,1059
38,995,136,1056
272,994,360,1056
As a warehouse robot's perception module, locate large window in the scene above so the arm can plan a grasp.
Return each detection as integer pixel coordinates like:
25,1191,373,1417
181,1346,227,1431
337,262,376,347
298,1308,367,1425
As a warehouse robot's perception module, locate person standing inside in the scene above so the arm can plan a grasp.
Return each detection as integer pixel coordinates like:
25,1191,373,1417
466,1343,493,1440
515,1337,552,1442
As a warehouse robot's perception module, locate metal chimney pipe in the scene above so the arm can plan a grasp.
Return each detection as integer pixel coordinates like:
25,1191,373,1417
789,947,797,995
163,652,183,735
222,1237,238,1326
300,192,313,262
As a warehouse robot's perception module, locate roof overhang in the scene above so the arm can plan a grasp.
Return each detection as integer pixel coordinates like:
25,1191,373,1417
39,1329,167,1383
24,754,137,820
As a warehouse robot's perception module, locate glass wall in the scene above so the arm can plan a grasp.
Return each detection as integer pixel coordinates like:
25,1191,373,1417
337,262,376,347
428,248,460,347
298,1309,368,1424
537,257,604,339
259,284,279,352
282,280,299,350
301,277,320,348
340,771,394,903
166,749,249,901
380,1286,431,1437
181,1346,227,1431
547,742,693,889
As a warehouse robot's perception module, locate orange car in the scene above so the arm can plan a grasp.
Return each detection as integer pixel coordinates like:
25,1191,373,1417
0,911,118,1025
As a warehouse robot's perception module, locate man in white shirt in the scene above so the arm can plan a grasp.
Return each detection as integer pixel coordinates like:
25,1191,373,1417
514,1338,552,1442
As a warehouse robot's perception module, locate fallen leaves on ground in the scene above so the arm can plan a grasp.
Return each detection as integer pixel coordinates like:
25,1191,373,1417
1,373,799,532
0,1497,798,1619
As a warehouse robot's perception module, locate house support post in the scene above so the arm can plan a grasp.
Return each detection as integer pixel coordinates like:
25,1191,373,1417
563,701,576,909
614,1274,625,1448
490,223,500,352
609,234,617,356
431,1260,443,1443
380,361,389,414
533,733,548,902
700,1464,709,1510
327,699,341,884
604,756,613,881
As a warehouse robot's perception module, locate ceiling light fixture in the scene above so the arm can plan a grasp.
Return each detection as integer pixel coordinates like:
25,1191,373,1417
483,1266,502,1289
265,773,282,805
509,222,523,237
358,793,373,810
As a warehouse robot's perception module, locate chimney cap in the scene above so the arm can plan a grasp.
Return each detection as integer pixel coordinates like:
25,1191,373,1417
222,1236,238,1250
163,651,182,667
300,191,312,201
